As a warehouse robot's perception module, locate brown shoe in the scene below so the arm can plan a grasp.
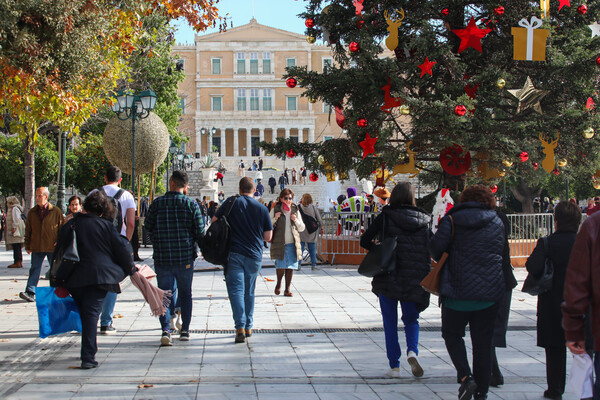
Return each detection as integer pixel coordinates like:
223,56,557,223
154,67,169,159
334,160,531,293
245,329,252,338
7,261,22,268
235,329,246,343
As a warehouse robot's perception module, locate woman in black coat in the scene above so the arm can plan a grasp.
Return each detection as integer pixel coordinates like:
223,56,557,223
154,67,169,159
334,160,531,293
360,182,431,379
525,200,581,400
54,191,135,369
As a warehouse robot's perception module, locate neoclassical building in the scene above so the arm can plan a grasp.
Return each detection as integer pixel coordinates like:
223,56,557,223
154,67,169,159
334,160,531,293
173,18,342,168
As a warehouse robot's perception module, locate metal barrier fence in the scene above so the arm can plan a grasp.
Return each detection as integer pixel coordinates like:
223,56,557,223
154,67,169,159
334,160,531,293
506,213,553,260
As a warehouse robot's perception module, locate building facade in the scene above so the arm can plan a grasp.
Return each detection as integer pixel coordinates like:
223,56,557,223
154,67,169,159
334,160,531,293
173,18,342,168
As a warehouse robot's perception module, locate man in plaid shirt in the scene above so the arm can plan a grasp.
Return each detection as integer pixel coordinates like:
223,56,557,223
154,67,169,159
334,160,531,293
145,170,204,346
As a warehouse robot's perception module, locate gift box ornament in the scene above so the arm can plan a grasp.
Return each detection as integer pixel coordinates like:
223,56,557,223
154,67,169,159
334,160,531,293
512,16,549,61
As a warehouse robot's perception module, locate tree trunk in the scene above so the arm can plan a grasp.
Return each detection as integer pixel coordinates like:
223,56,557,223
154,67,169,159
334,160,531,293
23,135,35,213
510,180,541,213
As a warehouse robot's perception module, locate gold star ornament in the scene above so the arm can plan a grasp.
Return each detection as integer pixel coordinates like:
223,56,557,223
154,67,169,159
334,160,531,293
508,76,550,114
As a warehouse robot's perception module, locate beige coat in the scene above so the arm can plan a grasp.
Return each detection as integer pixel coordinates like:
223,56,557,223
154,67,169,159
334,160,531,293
5,204,25,249
269,202,305,260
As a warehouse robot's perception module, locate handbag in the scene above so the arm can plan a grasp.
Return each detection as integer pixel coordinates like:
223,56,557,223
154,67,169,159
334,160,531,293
358,214,397,277
14,218,25,238
35,287,82,338
421,215,454,296
50,224,80,288
298,205,320,234
522,236,553,296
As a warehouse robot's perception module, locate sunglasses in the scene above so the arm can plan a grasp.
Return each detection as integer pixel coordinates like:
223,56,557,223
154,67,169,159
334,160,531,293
282,196,293,200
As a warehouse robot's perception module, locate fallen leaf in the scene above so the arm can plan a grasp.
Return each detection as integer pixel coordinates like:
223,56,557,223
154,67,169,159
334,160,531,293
138,384,154,388
188,380,198,383
264,278,274,282
0,339,9,342
12,279,18,282
68,366,79,369
113,314,124,318
275,303,283,306
7,311,12,313
518,299,525,302
4,299,12,301
306,334,314,337
206,294,212,297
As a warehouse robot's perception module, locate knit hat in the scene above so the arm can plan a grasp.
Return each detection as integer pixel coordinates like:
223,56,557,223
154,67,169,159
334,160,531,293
374,187,391,199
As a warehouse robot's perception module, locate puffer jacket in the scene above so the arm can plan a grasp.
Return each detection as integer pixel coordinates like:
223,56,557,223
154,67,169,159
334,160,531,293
360,205,432,312
429,202,505,302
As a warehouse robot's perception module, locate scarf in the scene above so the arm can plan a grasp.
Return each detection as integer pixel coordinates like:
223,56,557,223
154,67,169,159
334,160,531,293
130,269,171,317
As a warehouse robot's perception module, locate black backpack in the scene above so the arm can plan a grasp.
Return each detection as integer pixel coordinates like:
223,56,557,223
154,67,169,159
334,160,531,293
99,187,125,233
200,195,239,269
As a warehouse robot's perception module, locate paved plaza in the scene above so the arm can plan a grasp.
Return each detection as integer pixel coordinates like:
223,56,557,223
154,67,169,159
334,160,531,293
0,247,582,399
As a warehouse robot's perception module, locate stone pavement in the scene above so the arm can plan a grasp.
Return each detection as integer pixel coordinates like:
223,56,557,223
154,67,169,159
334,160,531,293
0,247,581,400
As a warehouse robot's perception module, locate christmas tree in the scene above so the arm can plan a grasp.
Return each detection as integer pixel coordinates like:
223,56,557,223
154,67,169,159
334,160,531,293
261,0,600,209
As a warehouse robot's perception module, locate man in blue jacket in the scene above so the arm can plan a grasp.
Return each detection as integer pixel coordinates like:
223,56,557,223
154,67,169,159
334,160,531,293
145,170,204,345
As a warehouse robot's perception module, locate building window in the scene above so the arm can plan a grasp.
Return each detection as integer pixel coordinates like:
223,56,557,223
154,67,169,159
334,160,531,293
249,52,258,74
250,89,259,111
324,136,333,142
263,89,272,111
323,103,332,113
237,89,247,111
211,96,222,111
287,96,297,111
286,58,296,68
322,57,332,72
262,52,271,74
237,52,246,74
178,97,185,114
211,58,221,74
176,59,185,72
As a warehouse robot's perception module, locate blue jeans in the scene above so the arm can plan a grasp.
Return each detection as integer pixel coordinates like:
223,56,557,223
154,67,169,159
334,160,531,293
595,351,600,400
378,295,420,369
225,252,262,330
26,252,54,294
156,264,194,332
100,292,117,327
301,241,317,266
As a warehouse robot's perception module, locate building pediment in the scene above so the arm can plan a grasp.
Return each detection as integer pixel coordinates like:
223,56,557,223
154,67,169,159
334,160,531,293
195,18,305,43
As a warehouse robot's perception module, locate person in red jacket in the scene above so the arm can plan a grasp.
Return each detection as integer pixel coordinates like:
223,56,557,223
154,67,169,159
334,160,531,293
585,197,600,215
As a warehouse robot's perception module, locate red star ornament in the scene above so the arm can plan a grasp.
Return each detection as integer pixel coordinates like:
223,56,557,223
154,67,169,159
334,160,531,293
359,133,378,159
464,83,480,99
418,57,437,77
452,17,492,53
558,0,570,11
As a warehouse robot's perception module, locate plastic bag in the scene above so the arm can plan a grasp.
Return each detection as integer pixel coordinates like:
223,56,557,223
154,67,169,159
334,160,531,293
35,287,82,338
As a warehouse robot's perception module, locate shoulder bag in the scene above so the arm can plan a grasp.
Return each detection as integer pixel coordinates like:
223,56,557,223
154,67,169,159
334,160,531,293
358,214,397,277
522,236,553,296
50,224,80,287
298,205,321,234
421,215,454,296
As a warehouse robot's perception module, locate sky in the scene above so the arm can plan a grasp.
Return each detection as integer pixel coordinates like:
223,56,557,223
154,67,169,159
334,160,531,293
173,0,308,44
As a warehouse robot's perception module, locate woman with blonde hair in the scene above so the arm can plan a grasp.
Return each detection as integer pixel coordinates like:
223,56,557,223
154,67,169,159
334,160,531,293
270,188,305,296
5,196,25,268
299,193,323,271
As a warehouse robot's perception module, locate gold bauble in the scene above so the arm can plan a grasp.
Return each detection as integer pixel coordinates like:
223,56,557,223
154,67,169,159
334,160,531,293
308,97,317,104
594,181,600,190
306,35,316,44
399,104,410,115
317,155,325,165
584,127,595,139
502,159,513,167
557,159,568,167
496,78,506,89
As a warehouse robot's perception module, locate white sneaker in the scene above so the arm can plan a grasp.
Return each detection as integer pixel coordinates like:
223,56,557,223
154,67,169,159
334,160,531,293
386,367,401,378
407,351,424,377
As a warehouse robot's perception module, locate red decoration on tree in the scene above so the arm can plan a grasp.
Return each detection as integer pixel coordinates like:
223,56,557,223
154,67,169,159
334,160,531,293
452,16,492,53
356,20,364,29
309,172,319,182
490,184,498,193
519,151,529,162
305,18,315,28
349,41,360,52
353,0,364,16
464,83,480,99
286,149,297,158
381,78,404,113
359,132,378,159
441,8,449,17
418,57,437,77
558,0,571,11
357,118,367,128
596,56,600,66
454,105,467,116
494,6,505,16
552,168,560,175
532,161,538,170
440,144,472,176
286,77,297,88
587,97,595,110
334,105,345,129
577,4,587,14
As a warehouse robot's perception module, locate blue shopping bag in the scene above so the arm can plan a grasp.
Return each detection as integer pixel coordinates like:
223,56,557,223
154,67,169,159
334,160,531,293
35,287,82,338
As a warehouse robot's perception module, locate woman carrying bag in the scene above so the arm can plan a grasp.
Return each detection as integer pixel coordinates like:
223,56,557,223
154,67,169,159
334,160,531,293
298,193,323,271
360,182,431,378
5,196,25,269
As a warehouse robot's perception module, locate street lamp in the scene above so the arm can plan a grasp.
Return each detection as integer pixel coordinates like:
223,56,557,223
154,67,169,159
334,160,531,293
200,126,217,155
111,88,157,193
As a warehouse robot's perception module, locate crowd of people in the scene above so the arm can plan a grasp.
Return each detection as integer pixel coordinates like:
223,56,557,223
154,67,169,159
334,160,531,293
2,170,600,400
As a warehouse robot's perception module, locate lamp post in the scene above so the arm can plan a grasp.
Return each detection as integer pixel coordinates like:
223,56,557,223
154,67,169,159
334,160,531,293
111,88,157,193
200,126,217,155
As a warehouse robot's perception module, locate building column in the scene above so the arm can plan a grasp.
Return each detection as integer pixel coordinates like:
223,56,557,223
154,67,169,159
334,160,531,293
308,127,315,144
220,129,226,157
285,128,290,139
234,128,240,157
247,128,252,157
259,128,265,156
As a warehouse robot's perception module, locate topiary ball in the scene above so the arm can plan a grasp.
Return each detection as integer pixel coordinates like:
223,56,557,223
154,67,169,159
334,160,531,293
103,112,170,176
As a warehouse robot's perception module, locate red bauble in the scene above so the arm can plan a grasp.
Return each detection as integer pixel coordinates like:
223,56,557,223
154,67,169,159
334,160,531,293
349,42,360,52
578,4,588,14
490,184,498,193
519,151,529,162
357,118,368,128
553,168,560,176
454,105,467,116
439,144,472,176
305,18,315,28
441,8,449,17
356,20,364,29
532,162,538,170
286,77,297,88
596,56,600,67
494,6,505,16
286,149,296,158
309,172,319,182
